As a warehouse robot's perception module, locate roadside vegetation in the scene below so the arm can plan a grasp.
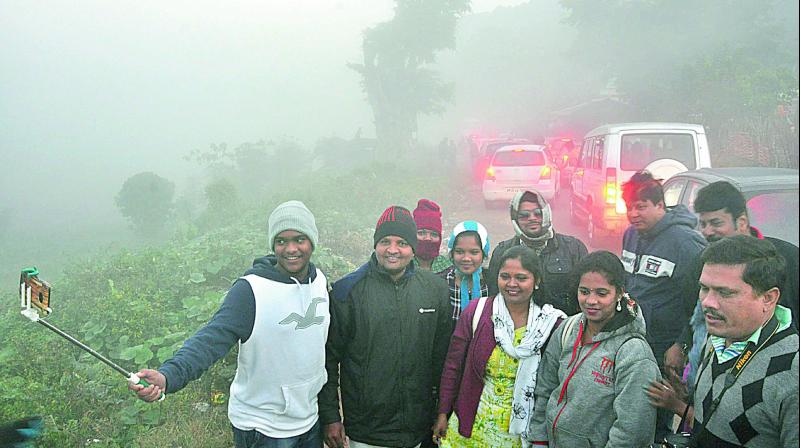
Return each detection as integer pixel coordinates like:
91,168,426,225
0,163,460,447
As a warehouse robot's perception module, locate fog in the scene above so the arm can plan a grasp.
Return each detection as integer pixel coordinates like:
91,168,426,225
1,0,797,285
0,0,391,221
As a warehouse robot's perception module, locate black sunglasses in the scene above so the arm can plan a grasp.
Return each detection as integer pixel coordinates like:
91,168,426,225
517,209,543,219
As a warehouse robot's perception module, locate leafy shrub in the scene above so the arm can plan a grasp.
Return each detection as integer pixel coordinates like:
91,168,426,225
1,166,456,446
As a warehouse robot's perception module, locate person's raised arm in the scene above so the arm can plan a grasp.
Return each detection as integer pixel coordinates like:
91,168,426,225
130,280,255,399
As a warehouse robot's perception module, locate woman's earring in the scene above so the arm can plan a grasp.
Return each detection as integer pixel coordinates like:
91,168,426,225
615,299,622,312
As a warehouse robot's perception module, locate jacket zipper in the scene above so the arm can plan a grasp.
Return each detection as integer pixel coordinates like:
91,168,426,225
552,322,601,439
395,281,408,429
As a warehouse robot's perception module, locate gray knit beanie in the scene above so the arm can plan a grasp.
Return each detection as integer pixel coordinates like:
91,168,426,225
268,200,319,250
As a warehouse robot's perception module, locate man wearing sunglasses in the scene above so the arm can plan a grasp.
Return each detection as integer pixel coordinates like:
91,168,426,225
486,189,588,315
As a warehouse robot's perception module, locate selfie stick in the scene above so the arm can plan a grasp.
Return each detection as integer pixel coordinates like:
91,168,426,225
20,268,164,401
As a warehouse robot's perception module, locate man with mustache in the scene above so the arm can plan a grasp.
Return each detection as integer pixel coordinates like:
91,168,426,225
694,181,798,327
620,171,706,440
647,181,800,434
486,189,587,315
320,206,452,448
690,236,797,446
663,181,799,386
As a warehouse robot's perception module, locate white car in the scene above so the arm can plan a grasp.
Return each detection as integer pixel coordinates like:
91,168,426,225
482,145,558,208
570,122,712,245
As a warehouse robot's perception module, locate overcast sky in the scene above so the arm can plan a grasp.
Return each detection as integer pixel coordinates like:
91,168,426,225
0,0,524,219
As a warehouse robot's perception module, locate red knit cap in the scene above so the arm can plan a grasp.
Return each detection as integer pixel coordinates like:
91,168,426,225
413,199,443,236
374,206,418,252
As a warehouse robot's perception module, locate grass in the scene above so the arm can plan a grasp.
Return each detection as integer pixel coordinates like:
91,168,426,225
1,162,464,447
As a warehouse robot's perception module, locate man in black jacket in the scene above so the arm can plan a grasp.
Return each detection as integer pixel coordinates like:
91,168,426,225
486,189,588,315
320,206,451,448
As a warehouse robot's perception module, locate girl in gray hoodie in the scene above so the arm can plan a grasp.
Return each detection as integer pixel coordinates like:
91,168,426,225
530,251,660,447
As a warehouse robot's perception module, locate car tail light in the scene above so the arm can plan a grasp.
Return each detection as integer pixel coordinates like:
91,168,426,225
486,166,495,181
603,167,627,213
540,165,552,180
605,167,617,205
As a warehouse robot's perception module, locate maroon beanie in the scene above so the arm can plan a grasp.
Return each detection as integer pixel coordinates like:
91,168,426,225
374,206,418,252
413,199,443,236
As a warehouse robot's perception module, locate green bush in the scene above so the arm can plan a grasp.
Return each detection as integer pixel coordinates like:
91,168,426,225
1,166,456,446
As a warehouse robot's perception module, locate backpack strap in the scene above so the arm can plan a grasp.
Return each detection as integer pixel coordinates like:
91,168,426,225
560,314,581,348
614,335,643,360
472,296,488,336
612,335,647,376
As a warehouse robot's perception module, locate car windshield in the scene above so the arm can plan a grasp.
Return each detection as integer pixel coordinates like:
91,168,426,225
492,150,545,166
747,189,799,246
483,141,525,157
620,133,696,171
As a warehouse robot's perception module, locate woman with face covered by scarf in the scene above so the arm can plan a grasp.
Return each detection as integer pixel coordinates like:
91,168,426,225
438,221,491,321
413,199,453,273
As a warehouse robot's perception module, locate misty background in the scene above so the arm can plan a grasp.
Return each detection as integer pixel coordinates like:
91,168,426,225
1,0,798,288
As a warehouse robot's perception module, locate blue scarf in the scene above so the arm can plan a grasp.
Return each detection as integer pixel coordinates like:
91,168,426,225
458,268,483,312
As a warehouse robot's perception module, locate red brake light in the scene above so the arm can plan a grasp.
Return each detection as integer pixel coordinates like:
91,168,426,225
540,165,552,179
486,166,496,180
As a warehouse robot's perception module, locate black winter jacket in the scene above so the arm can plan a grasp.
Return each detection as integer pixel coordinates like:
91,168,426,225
486,233,588,315
319,254,451,447
763,235,799,329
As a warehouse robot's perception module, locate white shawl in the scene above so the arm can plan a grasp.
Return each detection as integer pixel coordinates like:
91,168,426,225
492,293,565,440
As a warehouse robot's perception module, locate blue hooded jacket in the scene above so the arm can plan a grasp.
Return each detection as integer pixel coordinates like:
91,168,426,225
621,205,707,355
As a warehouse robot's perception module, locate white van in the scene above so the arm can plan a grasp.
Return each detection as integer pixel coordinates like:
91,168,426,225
569,122,711,244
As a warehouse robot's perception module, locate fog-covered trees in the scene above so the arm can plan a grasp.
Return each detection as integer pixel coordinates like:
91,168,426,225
350,0,470,156
115,172,175,237
186,138,307,201
199,178,239,229
562,0,799,166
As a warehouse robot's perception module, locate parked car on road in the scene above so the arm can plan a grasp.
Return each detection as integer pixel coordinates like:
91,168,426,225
662,167,799,246
472,137,532,183
570,122,712,245
482,144,558,208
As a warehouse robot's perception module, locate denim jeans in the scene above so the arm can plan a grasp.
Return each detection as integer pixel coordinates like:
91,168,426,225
232,420,322,448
